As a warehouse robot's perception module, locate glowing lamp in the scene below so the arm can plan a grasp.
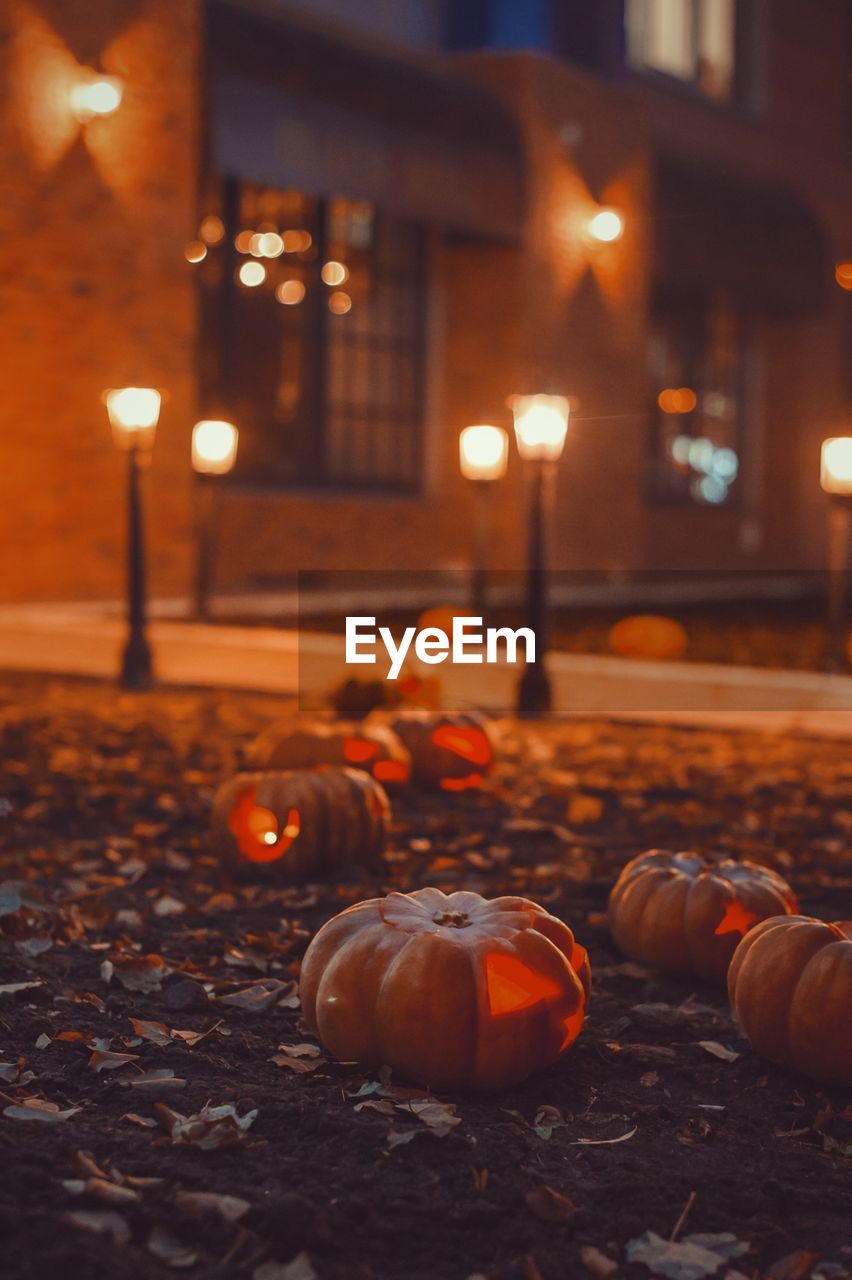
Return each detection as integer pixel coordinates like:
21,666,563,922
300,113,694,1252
192,420,239,477
587,208,624,243
71,73,123,122
459,424,509,483
104,387,161,452
820,437,852,496
511,394,571,463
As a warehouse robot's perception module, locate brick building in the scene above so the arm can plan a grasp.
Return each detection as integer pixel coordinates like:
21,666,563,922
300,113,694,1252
2,0,851,604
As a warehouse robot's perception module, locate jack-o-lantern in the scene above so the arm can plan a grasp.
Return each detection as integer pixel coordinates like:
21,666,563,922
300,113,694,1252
210,768,389,878
728,915,852,1087
608,850,798,983
300,887,591,1091
609,615,687,661
386,709,497,791
248,720,411,788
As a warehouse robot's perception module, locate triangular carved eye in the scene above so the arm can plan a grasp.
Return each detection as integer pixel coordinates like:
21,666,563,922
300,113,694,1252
714,900,759,938
432,726,492,766
343,737,378,764
485,953,562,1014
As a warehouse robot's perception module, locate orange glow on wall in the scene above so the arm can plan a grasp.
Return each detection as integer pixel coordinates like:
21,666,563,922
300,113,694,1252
485,952,563,1015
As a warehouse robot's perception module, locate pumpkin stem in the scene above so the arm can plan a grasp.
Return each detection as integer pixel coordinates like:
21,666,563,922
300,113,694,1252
433,909,471,929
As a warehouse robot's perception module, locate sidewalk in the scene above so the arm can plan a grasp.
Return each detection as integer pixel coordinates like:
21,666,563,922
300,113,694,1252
1,602,852,738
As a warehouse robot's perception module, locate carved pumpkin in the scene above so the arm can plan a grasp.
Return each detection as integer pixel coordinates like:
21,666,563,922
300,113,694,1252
728,915,852,1086
387,709,497,791
210,768,389,878
608,850,798,983
609,615,687,661
248,720,411,788
300,888,591,1092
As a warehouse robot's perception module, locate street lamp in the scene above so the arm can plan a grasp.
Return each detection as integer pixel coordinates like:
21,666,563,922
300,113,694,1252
104,387,161,689
820,436,852,670
191,419,239,621
458,424,508,617
511,394,571,717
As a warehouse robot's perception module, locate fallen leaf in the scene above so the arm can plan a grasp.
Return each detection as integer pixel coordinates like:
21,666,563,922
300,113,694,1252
696,1041,741,1063
254,1254,318,1280
129,1018,172,1047
104,954,170,994
174,1189,251,1224
217,979,299,1013
525,1185,576,1223
768,1251,821,1280
62,1177,140,1207
154,1101,257,1150
0,980,43,997
64,1209,131,1245
89,1049,140,1073
148,1225,197,1268
574,1126,637,1146
580,1245,618,1277
626,1230,749,1280
4,1098,81,1122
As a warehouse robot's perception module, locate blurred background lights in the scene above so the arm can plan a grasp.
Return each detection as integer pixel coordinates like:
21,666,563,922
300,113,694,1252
238,261,265,287
687,436,715,472
587,208,624,243
184,241,207,264
321,261,348,286
234,231,254,254
276,280,306,305
459,424,509,482
821,436,852,494
670,434,691,465
258,232,284,258
696,474,728,504
711,447,739,481
328,290,352,315
658,387,697,414
199,216,225,245
283,230,312,253
191,420,239,476
70,73,123,122
835,262,852,291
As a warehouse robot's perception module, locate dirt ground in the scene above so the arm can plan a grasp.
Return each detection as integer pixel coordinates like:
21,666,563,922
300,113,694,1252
1,673,851,1280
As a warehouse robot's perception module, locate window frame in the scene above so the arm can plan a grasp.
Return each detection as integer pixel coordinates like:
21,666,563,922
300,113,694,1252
646,286,752,511
199,176,430,497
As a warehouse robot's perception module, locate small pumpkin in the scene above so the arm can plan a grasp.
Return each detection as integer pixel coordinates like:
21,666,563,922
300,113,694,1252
728,915,852,1087
300,887,591,1092
608,850,798,983
387,709,497,791
248,720,411,788
609,615,687,660
210,767,388,878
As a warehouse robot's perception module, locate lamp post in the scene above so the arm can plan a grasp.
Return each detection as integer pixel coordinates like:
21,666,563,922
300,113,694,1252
191,419,239,621
458,424,508,618
104,387,161,689
511,394,571,717
820,436,852,670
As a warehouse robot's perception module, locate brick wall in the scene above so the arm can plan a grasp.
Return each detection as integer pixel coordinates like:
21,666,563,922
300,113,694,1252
0,0,201,602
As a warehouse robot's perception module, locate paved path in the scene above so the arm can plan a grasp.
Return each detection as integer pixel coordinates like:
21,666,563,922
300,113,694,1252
1,603,852,738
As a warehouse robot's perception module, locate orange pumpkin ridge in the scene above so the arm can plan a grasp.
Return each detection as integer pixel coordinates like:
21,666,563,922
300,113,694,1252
300,888,591,1092
608,850,797,983
728,915,852,1087
211,768,389,879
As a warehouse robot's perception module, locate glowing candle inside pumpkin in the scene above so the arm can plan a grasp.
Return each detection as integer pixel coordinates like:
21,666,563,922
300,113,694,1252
228,787,301,862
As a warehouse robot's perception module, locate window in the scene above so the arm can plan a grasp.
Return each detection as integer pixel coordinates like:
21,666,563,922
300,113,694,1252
648,291,746,507
625,0,736,101
199,180,427,490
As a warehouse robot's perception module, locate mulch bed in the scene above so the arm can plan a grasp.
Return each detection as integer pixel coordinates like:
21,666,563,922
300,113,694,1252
1,672,851,1280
